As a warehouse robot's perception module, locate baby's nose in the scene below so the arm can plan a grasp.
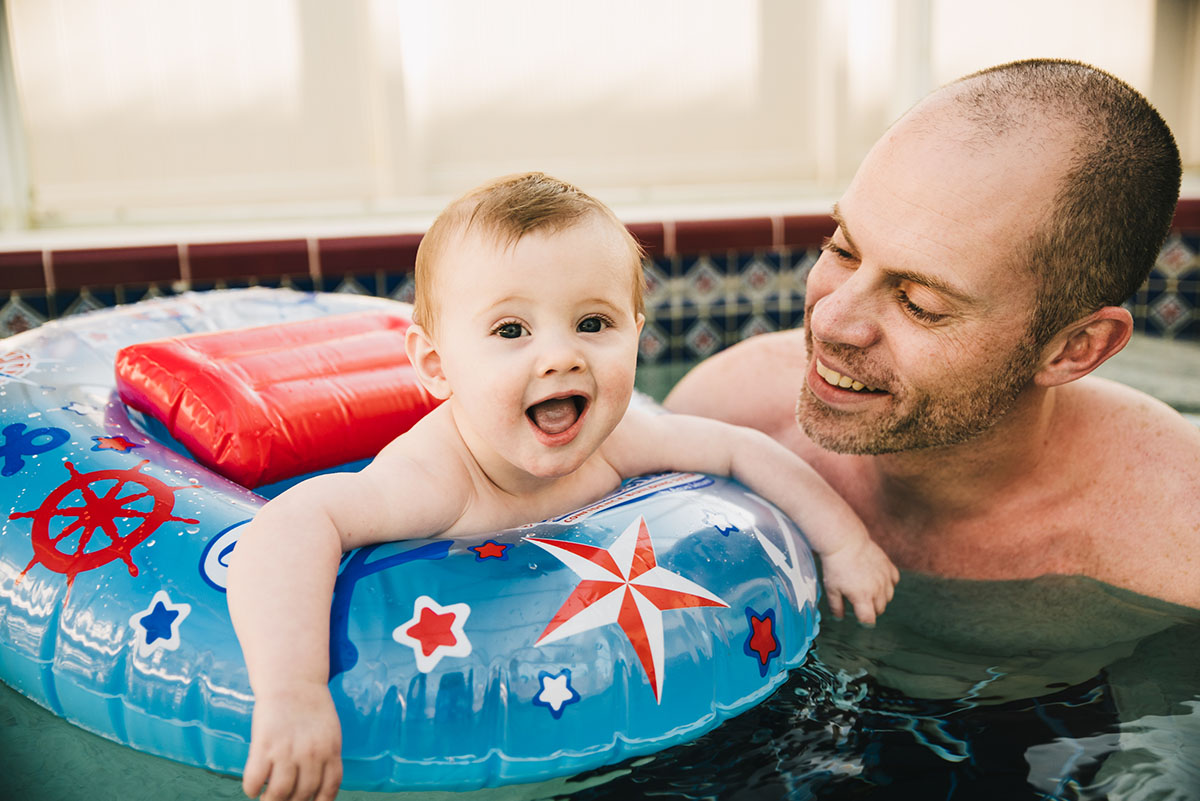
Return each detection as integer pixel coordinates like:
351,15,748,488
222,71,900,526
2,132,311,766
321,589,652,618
537,336,586,376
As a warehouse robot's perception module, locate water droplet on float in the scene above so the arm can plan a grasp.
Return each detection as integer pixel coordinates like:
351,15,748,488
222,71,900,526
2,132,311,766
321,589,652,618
186,528,199,535
528,562,538,570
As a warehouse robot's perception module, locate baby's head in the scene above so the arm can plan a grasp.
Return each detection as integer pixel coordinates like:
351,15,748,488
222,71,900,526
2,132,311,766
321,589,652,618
413,172,645,335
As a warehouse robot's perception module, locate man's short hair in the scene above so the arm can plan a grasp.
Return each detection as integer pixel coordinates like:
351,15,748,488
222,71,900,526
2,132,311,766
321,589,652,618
952,59,1181,346
413,172,645,332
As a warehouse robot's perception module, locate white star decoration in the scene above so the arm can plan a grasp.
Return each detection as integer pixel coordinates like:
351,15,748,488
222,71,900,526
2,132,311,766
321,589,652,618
527,515,728,702
392,595,472,673
535,670,580,718
128,590,191,658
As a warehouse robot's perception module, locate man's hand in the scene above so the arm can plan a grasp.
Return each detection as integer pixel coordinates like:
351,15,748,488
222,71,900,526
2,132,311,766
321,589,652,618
242,684,343,801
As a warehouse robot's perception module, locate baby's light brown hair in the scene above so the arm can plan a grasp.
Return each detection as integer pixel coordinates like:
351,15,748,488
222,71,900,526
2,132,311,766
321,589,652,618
413,172,645,333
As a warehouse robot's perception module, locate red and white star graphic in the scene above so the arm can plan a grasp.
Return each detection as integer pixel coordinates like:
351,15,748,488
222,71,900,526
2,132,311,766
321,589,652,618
392,595,472,673
527,516,728,702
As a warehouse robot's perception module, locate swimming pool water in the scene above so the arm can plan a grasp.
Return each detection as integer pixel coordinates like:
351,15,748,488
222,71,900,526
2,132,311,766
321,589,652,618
4,561,1197,800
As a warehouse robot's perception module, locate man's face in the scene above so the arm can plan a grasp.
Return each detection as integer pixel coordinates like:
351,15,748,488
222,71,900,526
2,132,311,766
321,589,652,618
796,108,1064,454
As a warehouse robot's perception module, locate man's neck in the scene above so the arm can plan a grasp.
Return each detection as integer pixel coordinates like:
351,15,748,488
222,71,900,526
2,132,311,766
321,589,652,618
863,386,1060,529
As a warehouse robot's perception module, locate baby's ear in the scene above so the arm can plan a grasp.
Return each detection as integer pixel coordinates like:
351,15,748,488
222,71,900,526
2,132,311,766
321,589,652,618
405,324,452,400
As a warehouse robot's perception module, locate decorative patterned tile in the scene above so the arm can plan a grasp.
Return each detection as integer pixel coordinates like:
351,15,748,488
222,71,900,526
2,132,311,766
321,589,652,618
683,256,727,304
60,288,108,317
684,319,723,359
642,259,670,307
737,253,779,301
1155,235,1197,279
739,313,777,341
1148,291,1192,336
638,321,669,363
333,275,372,295
389,273,416,305
0,295,47,337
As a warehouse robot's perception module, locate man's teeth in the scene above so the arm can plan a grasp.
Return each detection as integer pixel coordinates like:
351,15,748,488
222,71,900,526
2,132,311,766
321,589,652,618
816,361,878,393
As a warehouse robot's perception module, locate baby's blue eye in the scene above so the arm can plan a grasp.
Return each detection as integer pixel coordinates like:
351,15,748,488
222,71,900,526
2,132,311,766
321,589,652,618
496,322,524,338
578,316,607,333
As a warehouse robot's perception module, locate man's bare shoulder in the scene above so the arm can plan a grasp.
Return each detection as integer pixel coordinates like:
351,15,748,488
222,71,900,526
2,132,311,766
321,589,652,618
664,330,807,436
1061,377,1200,606
1067,376,1200,468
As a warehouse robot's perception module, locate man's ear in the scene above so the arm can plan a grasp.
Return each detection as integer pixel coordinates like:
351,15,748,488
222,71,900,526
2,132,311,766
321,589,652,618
1033,306,1133,388
405,324,452,400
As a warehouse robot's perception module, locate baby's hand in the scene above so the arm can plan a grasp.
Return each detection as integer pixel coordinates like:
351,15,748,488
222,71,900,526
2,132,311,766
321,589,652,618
242,684,343,801
820,538,900,626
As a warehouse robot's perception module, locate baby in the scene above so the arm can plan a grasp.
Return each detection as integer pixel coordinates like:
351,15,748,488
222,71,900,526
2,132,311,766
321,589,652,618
227,172,898,801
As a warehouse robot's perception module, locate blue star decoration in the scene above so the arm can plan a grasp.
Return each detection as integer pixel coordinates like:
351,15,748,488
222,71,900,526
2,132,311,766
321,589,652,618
532,669,581,719
129,590,191,658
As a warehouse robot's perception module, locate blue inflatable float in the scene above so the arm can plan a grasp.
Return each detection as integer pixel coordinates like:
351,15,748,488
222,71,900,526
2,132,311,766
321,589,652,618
0,288,819,791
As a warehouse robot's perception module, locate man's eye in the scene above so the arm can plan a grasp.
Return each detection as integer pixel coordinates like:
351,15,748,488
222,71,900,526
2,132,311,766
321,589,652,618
819,238,854,261
494,322,525,338
577,316,609,333
897,290,946,323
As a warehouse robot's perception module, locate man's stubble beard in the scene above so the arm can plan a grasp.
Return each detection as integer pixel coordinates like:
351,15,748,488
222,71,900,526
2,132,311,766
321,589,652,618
796,322,1041,455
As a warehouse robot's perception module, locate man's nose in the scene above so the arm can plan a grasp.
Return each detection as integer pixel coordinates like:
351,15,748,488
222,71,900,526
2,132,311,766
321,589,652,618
805,263,882,349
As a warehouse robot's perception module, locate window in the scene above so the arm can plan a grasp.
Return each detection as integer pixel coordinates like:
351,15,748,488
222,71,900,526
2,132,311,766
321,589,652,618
1,0,1196,234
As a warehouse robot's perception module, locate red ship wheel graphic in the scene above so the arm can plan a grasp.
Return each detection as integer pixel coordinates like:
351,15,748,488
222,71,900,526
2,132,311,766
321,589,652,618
10,460,198,591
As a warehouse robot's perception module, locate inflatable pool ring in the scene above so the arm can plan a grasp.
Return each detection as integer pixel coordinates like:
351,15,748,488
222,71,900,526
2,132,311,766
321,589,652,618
0,288,820,791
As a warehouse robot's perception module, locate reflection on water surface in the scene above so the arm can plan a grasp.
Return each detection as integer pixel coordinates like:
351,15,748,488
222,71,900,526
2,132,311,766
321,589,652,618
2,573,1198,800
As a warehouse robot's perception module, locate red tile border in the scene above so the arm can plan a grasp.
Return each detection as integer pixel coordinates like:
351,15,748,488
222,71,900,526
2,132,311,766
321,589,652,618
317,233,423,276
674,217,773,256
188,239,309,282
1171,197,1200,232
782,214,835,249
0,250,46,292
626,222,665,260
50,245,180,291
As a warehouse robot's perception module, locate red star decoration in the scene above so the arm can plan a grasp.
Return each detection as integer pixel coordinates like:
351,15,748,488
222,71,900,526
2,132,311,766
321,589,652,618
92,435,140,452
527,516,728,702
471,540,508,560
392,595,472,673
747,612,778,666
404,606,459,657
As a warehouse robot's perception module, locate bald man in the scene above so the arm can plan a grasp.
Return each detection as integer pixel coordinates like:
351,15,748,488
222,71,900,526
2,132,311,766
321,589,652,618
666,59,1199,610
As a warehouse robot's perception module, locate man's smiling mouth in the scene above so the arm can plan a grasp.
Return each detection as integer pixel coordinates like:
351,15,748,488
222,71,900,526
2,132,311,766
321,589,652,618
815,361,883,393
527,395,587,435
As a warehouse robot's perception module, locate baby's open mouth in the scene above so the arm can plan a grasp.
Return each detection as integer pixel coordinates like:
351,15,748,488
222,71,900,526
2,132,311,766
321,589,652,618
527,395,587,435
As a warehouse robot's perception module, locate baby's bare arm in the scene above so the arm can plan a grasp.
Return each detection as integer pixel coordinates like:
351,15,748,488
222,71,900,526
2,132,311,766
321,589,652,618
227,424,472,800
606,410,897,622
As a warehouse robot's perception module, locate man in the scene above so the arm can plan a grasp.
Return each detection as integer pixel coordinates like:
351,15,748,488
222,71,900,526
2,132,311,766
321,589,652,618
666,58,1199,610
